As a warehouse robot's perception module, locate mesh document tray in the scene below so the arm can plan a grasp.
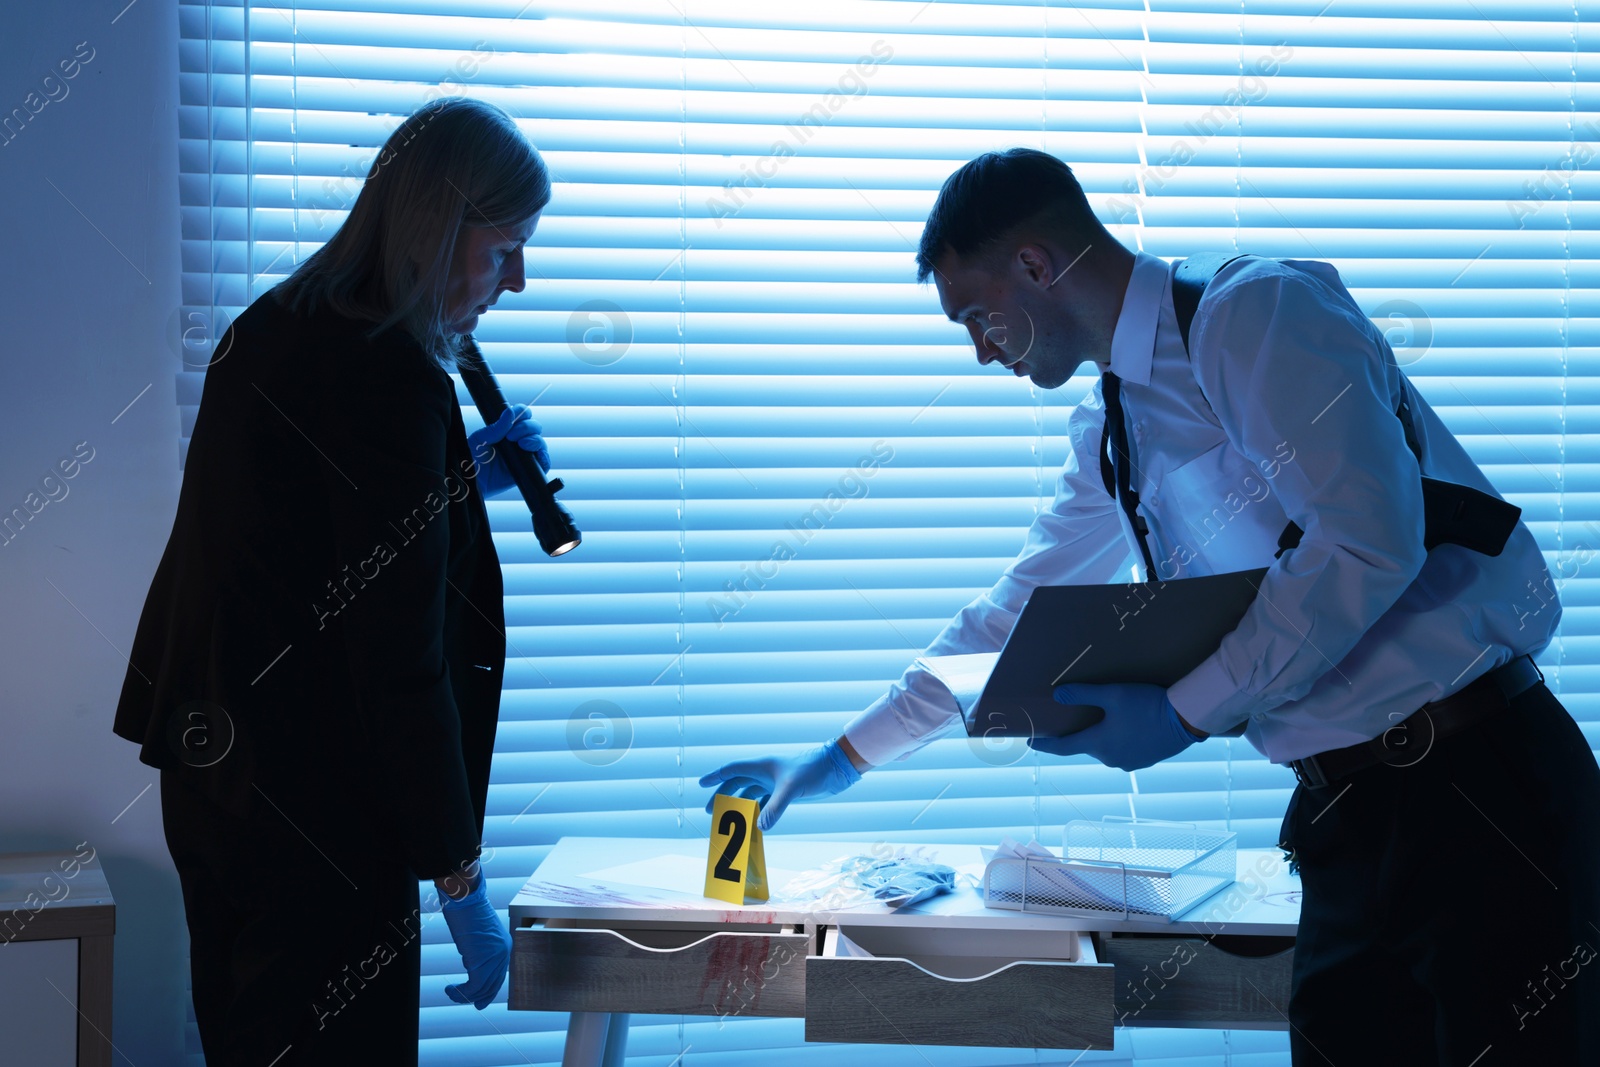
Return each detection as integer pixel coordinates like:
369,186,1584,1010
982,818,1237,923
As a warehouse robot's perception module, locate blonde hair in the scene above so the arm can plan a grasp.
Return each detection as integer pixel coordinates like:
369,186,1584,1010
273,97,551,368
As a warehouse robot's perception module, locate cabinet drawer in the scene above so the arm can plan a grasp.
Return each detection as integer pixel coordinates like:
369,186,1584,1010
1098,932,1295,1030
510,921,807,1017
805,925,1112,1049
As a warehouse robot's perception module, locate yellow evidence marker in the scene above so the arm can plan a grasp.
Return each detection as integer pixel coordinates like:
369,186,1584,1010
703,792,769,904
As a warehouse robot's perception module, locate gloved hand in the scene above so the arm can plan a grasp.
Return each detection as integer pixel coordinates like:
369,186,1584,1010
699,738,862,831
1029,682,1205,772
467,403,549,498
438,874,511,1009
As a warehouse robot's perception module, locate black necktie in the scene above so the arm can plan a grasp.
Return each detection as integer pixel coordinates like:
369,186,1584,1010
1099,371,1157,579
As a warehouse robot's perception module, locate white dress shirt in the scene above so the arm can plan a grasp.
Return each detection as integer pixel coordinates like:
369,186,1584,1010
844,250,1559,766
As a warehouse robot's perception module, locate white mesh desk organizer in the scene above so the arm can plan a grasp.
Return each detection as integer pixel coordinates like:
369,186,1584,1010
983,818,1237,923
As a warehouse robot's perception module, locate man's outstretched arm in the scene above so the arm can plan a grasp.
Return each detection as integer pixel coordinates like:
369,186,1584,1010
700,395,1133,828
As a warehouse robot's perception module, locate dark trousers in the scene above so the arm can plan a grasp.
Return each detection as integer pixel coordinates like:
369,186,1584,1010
160,770,423,1066
1280,682,1600,1066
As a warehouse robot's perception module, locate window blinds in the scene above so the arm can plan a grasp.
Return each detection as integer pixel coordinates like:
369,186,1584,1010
176,1,1594,1063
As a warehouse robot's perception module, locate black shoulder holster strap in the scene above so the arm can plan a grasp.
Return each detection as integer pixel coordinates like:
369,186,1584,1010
1169,255,1521,560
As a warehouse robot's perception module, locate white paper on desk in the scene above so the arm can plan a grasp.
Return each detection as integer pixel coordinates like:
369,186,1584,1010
582,854,707,895
916,652,999,716
979,836,1055,866
583,854,805,899
980,836,1131,912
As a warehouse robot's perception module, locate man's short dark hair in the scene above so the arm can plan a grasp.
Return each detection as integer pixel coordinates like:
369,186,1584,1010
915,148,1099,283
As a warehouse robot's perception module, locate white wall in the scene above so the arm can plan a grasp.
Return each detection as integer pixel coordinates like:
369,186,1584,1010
0,2,190,1063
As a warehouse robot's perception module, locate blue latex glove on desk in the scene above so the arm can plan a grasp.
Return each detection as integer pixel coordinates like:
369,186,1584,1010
439,876,511,1009
699,739,862,831
467,403,549,497
857,857,958,908
1028,682,1205,772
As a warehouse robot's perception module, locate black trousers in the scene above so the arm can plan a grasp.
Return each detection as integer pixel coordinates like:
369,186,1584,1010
1281,682,1600,1066
160,770,424,1066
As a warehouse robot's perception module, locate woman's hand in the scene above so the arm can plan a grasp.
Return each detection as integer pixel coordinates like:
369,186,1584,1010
468,403,549,497
437,866,511,1009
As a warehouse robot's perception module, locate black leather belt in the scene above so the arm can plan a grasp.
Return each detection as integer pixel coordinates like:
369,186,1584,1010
1288,655,1544,790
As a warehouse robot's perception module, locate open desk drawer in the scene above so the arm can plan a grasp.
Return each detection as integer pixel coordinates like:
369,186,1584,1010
806,924,1112,1049
511,920,807,1017
1097,931,1295,1029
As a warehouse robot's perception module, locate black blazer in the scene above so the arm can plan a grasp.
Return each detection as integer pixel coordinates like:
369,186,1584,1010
114,288,505,880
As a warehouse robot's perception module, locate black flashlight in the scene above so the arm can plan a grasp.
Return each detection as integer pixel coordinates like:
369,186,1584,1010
456,335,581,557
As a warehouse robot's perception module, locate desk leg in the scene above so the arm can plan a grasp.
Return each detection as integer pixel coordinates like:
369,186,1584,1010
601,1013,630,1067
562,1012,612,1067
78,934,114,1067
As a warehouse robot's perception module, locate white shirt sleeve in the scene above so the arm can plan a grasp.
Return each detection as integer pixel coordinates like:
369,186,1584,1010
1166,261,1432,735
843,389,1135,766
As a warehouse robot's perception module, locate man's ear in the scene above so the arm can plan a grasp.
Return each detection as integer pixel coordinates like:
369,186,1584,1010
1014,243,1056,290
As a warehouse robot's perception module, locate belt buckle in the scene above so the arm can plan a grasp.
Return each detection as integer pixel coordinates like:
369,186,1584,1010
1291,755,1329,790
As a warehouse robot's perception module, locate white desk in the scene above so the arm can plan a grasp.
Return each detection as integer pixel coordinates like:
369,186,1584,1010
509,837,1301,1066
0,848,116,1067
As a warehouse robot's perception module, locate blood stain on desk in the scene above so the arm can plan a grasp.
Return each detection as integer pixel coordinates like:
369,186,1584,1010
719,908,776,924
700,931,774,1014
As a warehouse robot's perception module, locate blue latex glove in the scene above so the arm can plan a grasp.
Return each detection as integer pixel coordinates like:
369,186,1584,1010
699,739,862,831
439,875,511,1009
1029,682,1205,772
856,858,958,908
467,403,549,497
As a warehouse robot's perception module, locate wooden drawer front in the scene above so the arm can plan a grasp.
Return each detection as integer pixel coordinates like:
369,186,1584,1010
1100,933,1295,1030
805,929,1112,1049
510,925,807,1017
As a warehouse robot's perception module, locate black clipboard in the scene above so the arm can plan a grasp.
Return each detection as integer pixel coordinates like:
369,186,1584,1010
962,568,1269,739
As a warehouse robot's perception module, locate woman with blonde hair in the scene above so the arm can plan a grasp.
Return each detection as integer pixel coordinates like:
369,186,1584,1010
114,97,550,1065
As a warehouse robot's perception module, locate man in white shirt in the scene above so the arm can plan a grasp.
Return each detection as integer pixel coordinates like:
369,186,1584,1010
702,148,1600,1064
